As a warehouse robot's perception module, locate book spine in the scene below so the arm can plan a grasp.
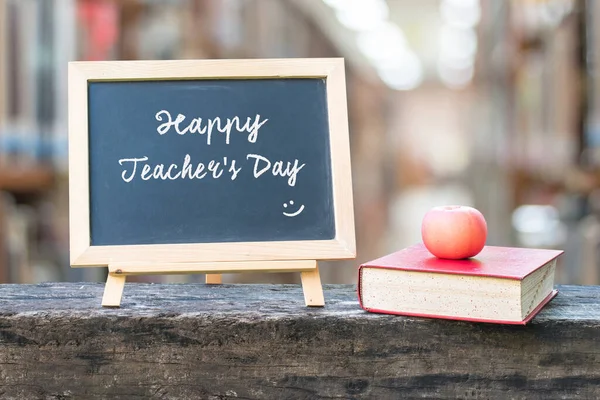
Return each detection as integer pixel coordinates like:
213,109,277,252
356,265,367,311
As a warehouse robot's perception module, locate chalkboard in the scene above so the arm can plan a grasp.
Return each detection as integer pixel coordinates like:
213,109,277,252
88,79,335,245
69,59,354,269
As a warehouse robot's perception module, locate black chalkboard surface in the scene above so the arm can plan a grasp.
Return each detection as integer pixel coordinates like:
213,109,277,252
87,79,335,246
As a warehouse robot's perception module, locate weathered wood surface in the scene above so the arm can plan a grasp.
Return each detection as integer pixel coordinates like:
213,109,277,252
0,283,599,400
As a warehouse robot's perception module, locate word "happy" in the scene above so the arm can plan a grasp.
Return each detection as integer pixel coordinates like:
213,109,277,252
155,110,269,145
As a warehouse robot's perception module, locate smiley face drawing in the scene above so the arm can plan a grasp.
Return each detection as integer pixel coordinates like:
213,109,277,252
283,200,305,217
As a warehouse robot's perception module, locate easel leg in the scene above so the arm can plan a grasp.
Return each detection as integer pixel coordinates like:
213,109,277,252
300,262,324,307
206,274,222,284
102,273,126,307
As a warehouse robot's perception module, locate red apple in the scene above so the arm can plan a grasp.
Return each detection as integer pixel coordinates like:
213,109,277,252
421,205,487,259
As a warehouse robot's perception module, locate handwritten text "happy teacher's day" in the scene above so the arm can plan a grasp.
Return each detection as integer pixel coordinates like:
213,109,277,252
117,110,305,187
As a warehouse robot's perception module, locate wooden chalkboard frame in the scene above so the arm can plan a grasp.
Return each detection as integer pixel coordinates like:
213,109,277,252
68,59,355,306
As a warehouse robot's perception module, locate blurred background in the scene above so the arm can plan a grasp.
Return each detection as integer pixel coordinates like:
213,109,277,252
0,0,598,285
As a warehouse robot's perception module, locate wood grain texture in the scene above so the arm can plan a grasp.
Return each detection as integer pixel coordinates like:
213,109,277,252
71,239,354,266
326,60,356,256
100,273,126,307
68,58,341,80
205,274,222,284
68,62,91,265
0,284,598,399
108,260,318,275
300,263,325,306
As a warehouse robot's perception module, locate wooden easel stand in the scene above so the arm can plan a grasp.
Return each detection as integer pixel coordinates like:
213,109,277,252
101,260,324,307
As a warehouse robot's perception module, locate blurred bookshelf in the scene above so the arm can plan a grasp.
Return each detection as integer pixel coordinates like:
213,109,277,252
0,0,67,283
0,166,54,194
488,0,599,284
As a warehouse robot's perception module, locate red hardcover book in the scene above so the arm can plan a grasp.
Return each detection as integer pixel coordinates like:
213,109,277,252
358,244,563,324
